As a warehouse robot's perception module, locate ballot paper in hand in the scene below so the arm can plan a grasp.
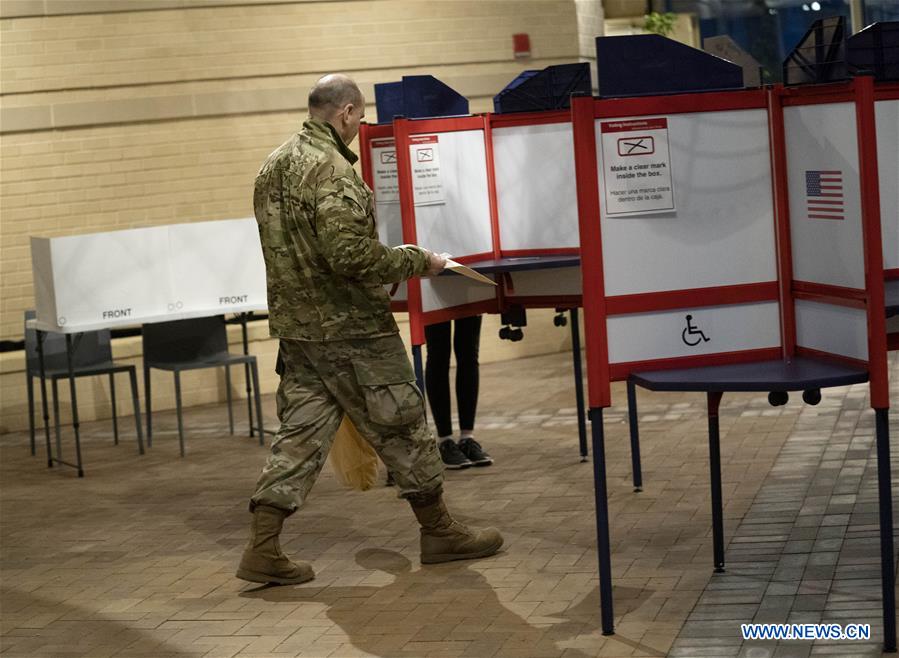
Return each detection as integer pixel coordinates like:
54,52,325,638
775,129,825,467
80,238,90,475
439,253,497,286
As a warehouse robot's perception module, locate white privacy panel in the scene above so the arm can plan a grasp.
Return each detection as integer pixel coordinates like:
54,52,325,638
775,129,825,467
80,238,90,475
785,103,865,289
493,123,579,251
31,226,174,331
389,281,408,304
596,109,777,296
504,267,582,297
376,201,404,248
421,275,496,313
607,301,781,364
376,202,407,303
876,99,899,271
168,219,267,316
795,299,868,361
412,130,494,259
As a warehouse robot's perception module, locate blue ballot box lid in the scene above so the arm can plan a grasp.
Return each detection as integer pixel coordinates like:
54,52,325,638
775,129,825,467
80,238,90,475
493,63,592,113
783,16,849,86
595,34,743,98
374,76,469,123
848,21,899,81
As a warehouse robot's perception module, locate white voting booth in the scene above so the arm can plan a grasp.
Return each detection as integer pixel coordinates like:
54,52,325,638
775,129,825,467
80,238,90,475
367,112,585,350
362,113,585,325
570,77,893,645
875,95,899,347
361,129,409,305
876,97,898,275
30,218,268,333
597,105,781,372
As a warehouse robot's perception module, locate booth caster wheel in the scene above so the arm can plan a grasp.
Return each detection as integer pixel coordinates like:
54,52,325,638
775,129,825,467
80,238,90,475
802,388,821,405
768,391,789,407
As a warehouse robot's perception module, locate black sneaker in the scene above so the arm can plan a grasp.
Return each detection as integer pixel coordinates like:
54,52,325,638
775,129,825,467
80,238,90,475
439,439,472,469
458,437,493,467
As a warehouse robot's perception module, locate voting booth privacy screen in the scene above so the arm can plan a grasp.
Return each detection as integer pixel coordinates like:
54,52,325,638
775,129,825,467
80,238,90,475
30,218,267,332
570,75,891,409
361,109,584,341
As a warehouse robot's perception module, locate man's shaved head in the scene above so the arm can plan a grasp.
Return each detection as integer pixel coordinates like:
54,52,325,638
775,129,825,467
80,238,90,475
308,74,363,117
307,73,365,145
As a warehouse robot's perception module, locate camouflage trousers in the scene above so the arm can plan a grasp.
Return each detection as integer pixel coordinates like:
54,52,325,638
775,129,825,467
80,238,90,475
250,334,444,513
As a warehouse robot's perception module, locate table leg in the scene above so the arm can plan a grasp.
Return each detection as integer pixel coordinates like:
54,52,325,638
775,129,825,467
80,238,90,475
570,308,588,462
589,407,615,636
707,391,724,572
627,380,643,492
412,344,426,423
36,330,53,468
874,408,896,653
240,314,254,437
65,334,84,477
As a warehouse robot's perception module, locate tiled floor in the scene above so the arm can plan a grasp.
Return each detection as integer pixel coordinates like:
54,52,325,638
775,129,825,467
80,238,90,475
1,351,896,658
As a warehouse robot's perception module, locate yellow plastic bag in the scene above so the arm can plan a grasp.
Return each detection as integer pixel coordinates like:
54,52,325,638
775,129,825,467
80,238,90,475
329,416,379,491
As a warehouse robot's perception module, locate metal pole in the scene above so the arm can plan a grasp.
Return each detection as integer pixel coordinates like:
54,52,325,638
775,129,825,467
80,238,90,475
65,334,84,477
589,407,615,635
627,380,643,492
708,391,724,572
874,408,896,652
570,308,588,461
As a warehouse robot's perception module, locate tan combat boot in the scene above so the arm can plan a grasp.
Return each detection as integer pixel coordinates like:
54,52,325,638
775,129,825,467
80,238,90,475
410,492,503,564
236,505,314,585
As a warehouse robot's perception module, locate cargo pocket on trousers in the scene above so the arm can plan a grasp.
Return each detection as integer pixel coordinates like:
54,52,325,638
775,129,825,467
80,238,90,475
353,358,423,427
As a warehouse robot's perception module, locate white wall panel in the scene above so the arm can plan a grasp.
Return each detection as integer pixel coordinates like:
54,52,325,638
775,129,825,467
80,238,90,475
31,226,174,331
421,275,496,313
785,103,865,289
795,299,868,361
607,301,781,364
595,109,777,296
413,130,494,259
376,201,407,303
504,266,582,297
876,99,899,271
168,218,267,316
494,123,579,251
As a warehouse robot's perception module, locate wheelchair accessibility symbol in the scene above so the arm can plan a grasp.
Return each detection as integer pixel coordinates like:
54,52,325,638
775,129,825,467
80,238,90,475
682,314,710,347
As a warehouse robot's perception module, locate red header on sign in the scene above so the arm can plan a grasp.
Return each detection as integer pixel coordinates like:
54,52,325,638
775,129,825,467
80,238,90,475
371,138,394,148
410,135,438,144
601,118,668,133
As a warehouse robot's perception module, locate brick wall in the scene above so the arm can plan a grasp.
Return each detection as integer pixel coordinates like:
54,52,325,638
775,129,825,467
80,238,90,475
0,0,584,434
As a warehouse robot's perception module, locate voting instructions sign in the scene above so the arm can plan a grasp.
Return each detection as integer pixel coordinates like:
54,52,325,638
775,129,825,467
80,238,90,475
371,138,399,203
600,118,675,216
410,135,445,206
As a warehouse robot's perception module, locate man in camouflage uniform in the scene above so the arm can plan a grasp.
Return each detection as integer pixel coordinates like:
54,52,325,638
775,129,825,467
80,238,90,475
237,74,503,585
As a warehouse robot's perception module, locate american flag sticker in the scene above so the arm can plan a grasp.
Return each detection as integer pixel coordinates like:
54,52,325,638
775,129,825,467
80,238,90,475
805,170,844,220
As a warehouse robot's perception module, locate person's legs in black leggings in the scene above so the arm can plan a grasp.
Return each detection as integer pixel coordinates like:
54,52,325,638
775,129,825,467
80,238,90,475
454,315,492,466
453,315,482,434
424,321,453,439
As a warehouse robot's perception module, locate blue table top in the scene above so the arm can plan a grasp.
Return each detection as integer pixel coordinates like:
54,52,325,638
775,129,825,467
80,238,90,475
630,357,868,393
460,255,580,274
887,280,898,318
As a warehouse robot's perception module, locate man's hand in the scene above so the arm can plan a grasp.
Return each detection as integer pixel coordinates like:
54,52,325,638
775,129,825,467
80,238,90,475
425,250,447,277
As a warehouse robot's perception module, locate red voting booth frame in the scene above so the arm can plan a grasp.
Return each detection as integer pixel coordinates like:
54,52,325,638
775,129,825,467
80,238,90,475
360,111,581,346
360,78,896,649
571,76,894,647
572,79,892,410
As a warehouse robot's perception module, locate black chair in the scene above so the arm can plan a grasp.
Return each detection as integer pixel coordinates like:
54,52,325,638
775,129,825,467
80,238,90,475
24,310,144,458
142,315,264,456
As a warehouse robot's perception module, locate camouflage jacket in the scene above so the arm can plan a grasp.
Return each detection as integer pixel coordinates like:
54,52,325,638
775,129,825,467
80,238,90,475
254,118,430,341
